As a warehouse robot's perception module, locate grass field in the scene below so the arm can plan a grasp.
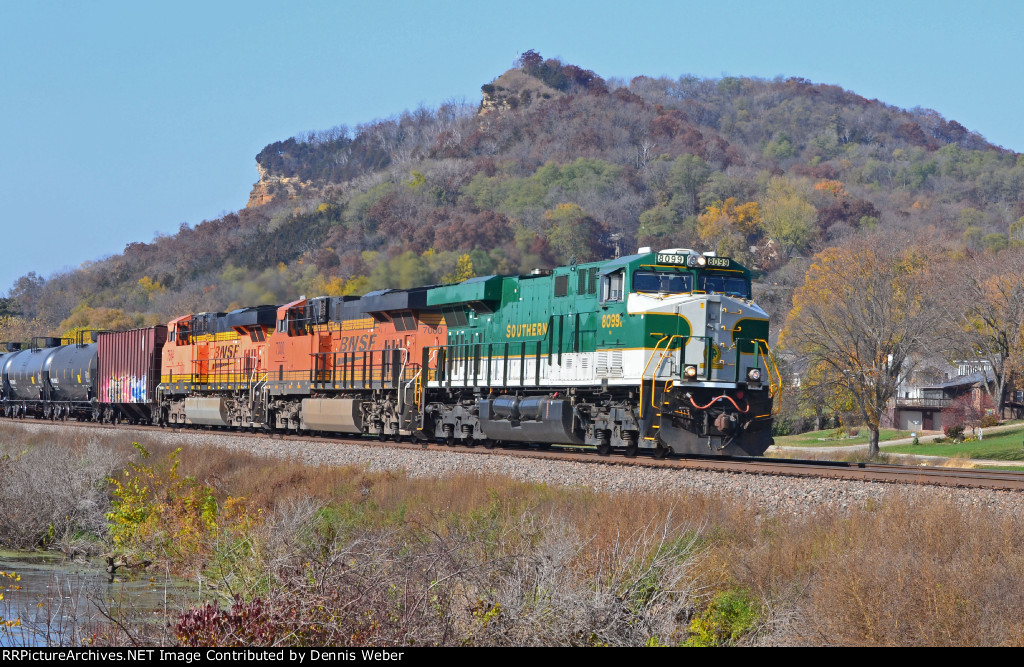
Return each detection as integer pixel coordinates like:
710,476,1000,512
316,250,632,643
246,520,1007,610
885,425,1024,461
773,427,913,448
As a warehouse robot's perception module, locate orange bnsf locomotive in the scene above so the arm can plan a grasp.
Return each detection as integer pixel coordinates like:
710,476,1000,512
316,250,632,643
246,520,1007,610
158,288,445,439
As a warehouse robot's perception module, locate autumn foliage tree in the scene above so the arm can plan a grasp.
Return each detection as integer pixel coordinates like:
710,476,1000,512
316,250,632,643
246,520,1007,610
938,247,1024,415
759,177,817,256
697,198,760,265
544,203,609,262
781,233,942,458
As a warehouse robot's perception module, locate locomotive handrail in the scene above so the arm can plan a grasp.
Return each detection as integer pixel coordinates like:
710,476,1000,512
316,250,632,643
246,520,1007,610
648,335,684,417
639,335,669,418
433,340,547,389
752,339,783,409
395,347,411,419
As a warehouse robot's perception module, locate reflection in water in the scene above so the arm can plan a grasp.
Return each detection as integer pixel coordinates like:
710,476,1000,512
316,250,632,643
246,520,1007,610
0,551,192,646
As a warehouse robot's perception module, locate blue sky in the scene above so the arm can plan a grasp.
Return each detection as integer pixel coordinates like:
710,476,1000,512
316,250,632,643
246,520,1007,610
1,0,1021,294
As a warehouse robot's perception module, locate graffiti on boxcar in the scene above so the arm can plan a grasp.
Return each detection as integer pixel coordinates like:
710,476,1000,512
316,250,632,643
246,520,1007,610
102,374,148,403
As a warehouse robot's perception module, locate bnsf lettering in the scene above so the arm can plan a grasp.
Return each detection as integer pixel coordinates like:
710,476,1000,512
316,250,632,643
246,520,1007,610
505,322,549,338
336,333,378,353
213,344,239,359
601,314,623,328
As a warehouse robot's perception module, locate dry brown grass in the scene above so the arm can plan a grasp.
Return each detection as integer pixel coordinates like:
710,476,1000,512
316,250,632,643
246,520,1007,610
6,423,1024,645
939,457,978,469
711,490,1024,645
0,425,130,552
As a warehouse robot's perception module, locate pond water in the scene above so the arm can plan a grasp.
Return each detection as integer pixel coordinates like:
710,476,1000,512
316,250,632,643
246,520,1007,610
0,550,196,646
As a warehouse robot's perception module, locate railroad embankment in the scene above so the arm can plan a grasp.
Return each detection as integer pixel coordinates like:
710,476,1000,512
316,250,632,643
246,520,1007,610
3,420,1024,646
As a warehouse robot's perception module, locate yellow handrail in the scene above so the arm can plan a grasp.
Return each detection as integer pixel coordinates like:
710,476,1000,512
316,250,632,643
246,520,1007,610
753,339,783,413
650,335,683,414
639,336,669,418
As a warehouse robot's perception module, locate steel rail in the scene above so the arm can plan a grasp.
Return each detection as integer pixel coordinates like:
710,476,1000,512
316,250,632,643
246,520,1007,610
5,418,1024,491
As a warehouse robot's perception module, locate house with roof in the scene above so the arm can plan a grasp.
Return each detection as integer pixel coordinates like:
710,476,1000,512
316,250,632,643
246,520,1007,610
888,363,995,431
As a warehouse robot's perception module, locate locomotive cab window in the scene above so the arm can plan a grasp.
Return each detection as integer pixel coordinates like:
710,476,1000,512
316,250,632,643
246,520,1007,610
600,270,624,303
698,274,750,298
632,270,692,294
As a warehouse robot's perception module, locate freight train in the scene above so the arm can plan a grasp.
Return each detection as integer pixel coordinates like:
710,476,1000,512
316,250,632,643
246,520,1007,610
0,248,780,457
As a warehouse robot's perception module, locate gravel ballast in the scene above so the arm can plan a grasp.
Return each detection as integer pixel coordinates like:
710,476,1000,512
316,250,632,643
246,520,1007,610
6,420,1024,517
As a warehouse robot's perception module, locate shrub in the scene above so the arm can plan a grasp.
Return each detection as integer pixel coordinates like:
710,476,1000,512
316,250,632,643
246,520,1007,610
106,443,257,572
0,570,23,630
0,438,121,552
943,424,965,441
771,418,793,437
684,588,758,646
979,414,1001,428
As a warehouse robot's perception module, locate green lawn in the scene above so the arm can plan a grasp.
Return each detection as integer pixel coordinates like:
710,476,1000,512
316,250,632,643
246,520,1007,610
773,428,912,448
885,426,1024,461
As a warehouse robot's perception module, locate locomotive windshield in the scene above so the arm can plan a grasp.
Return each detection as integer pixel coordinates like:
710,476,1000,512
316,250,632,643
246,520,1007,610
632,270,692,294
698,273,750,298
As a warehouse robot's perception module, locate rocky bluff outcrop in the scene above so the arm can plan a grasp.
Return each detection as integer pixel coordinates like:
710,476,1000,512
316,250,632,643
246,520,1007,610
246,164,313,208
479,69,563,114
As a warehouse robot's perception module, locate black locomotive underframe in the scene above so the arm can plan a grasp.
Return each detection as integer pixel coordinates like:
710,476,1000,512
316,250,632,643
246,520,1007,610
420,382,774,457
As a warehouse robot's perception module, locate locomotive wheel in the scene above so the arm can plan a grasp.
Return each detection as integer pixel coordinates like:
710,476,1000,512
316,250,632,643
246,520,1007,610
445,435,456,447
483,439,497,449
624,441,638,458
597,442,612,457
652,442,670,460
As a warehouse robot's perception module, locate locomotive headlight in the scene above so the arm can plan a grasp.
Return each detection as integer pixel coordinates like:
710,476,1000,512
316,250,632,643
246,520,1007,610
684,365,698,379
696,256,707,267
746,368,762,382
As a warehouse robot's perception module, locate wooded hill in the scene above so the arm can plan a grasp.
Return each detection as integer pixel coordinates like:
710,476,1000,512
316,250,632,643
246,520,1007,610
4,50,1022,340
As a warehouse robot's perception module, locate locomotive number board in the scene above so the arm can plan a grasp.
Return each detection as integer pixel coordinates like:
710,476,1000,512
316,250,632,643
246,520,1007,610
655,254,731,268
703,256,731,268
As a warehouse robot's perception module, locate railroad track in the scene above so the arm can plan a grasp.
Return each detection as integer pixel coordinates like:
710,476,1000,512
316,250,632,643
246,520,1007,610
6,418,1024,492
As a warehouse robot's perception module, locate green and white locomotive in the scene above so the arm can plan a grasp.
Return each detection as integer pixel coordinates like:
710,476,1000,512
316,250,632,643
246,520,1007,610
416,248,779,458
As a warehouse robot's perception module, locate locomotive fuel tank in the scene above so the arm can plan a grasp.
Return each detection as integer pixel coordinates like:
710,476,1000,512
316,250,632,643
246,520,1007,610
479,396,585,444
